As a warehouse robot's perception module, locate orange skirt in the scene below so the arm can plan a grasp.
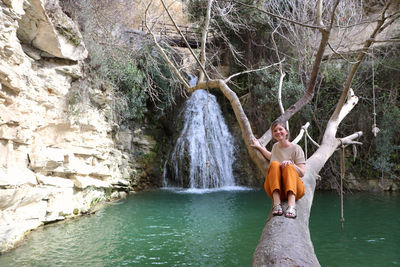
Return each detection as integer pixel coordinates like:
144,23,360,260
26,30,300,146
264,161,305,200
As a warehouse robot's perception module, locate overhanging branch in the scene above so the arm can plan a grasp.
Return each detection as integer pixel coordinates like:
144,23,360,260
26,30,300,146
258,0,341,146
144,2,190,89
224,60,284,83
159,0,210,81
331,0,392,121
229,0,322,30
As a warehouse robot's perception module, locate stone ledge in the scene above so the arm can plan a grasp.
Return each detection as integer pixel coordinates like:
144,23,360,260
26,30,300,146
71,175,111,189
36,174,74,188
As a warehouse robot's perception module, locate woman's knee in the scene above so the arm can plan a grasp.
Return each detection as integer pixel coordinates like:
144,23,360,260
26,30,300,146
282,163,296,172
269,161,281,169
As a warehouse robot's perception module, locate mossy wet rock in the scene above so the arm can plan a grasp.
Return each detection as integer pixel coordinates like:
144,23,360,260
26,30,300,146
165,147,191,187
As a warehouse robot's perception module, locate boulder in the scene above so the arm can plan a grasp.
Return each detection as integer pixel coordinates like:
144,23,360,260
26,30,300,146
29,147,67,170
16,0,88,61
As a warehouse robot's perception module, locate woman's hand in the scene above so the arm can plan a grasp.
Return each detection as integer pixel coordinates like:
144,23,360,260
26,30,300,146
250,138,261,149
250,138,272,160
281,160,293,167
281,161,306,177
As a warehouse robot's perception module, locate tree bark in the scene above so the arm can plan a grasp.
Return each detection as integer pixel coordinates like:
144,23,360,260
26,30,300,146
253,88,361,266
253,172,319,266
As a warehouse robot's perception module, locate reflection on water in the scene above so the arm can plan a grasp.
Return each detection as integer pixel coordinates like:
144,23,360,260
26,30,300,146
310,191,400,267
0,190,399,266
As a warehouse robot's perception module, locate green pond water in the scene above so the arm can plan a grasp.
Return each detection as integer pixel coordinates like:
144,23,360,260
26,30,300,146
0,188,399,266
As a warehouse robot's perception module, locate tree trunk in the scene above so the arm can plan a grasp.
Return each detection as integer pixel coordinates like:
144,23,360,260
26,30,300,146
253,91,361,266
253,170,319,266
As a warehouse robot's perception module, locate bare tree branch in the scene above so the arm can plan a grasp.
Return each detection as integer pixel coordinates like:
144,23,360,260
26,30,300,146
271,27,287,123
145,1,190,89
330,0,392,122
229,0,323,30
224,60,284,83
337,88,359,124
159,0,210,80
258,28,330,145
369,38,400,42
292,122,310,144
327,42,359,63
338,131,363,145
378,9,400,33
198,0,214,82
257,0,342,146
316,0,324,27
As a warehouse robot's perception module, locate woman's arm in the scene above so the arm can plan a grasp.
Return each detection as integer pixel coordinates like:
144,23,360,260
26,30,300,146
250,138,271,161
294,163,306,177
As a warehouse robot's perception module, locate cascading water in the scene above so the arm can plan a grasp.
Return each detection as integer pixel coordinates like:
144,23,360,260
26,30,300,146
163,76,235,189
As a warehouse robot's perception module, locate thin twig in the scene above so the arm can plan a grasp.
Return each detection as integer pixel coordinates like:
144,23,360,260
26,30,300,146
327,42,359,64
369,38,400,43
224,60,284,83
144,1,189,89
228,0,323,30
271,27,286,119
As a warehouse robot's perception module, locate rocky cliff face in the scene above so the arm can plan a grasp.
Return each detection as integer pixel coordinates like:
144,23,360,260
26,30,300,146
0,0,155,252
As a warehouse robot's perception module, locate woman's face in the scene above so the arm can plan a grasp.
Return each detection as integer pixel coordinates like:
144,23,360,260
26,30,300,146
272,124,288,141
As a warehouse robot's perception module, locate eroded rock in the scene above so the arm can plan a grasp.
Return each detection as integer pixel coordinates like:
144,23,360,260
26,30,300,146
16,0,88,61
0,0,145,253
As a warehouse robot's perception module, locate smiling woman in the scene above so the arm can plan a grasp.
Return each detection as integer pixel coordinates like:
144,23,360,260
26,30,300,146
251,119,306,219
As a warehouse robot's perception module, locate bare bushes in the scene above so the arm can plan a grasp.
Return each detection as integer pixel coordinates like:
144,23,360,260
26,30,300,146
63,0,185,124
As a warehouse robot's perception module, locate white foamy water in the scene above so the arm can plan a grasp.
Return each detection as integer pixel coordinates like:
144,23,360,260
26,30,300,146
162,186,253,194
163,76,236,189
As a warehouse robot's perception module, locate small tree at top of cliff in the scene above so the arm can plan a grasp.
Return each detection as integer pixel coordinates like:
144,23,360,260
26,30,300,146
144,0,400,265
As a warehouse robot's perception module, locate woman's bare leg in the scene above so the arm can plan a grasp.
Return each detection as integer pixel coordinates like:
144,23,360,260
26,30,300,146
286,191,297,218
272,189,283,215
272,189,281,205
287,191,296,207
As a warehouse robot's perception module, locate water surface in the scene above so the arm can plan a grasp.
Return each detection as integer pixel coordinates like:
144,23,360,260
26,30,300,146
311,191,400,267
0,189,399,266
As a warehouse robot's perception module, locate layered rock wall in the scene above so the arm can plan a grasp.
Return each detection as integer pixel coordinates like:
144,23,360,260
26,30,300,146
0,0,154,252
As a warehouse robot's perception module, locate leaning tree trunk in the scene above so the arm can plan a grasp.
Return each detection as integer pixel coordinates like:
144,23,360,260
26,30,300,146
253,87,362,266
253,168,319,266
252,141,340,266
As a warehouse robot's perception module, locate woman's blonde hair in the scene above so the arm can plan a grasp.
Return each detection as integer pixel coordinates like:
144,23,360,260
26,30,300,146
270,119,290,140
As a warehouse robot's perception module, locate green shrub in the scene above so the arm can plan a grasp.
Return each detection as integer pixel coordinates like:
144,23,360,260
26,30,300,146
78,34,184,124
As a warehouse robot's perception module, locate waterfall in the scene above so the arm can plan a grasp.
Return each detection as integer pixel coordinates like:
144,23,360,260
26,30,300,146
163,76,235,189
